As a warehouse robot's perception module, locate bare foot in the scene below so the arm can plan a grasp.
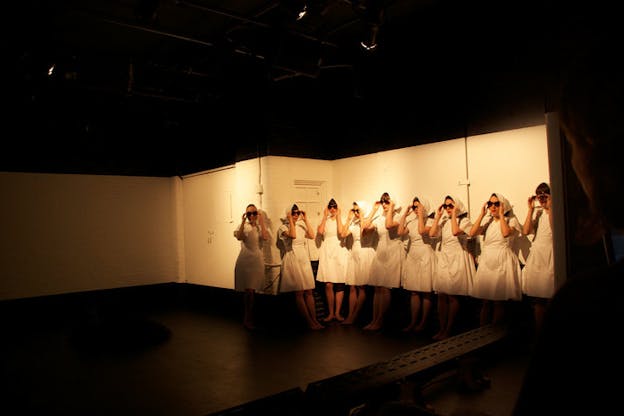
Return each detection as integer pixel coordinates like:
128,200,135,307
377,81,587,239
413,324,426,332
335,315,345,322
402,324,414,332
433,331,449,340
309,322,325,330
364,323,382,331
341,319,354,325
322,315,335,323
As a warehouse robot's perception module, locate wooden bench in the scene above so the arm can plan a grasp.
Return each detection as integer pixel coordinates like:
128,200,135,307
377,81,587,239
209,324,508,415
305,323,508,414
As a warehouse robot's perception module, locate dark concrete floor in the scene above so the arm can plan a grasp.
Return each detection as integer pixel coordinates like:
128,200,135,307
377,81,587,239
0,283,533,416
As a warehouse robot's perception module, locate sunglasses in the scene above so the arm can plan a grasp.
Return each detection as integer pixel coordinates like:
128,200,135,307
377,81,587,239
442,203,454,209
246,211,258,217
291,211,301,215
412,205,418,210
537,194,549,201
486,201,500,208
328,205,337,209
351,208,360,213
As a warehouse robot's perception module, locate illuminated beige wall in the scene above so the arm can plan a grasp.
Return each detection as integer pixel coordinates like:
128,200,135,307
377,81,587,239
0,172,181,300
181,156,333,291
333,126,548,222
333,138,470,214
466,125,549,224
0,124,553,299
466,125,550,262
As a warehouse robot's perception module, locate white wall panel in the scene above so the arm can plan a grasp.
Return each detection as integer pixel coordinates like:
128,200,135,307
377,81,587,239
0,173,180,300
182,166,238,289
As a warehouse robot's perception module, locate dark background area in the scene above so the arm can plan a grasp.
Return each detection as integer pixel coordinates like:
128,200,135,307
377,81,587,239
4,0,586,177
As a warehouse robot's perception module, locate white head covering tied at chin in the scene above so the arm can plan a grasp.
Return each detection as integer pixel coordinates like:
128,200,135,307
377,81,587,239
354,200,371,219
414,196,434,218
492,192,513,216
280,204,298,225
443,194,467,217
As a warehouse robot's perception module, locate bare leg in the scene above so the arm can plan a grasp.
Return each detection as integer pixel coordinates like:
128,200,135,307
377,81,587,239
354,286,367,322
364,287,381,330
533,300,548,336
414,292,432,332
479,300,491,326
304,290,324,330
403,291,421,331
295,291,323,330
343,286,357,324
438,295,460,339
323,282,335,322
492,301,505,325
433,293,448,340
368,287,390,331
335,289,345,321
344,286,366,325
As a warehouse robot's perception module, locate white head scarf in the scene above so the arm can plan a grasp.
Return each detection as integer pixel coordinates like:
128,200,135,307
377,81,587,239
492,192,513,216
443,194,467,217
355,200,372,218
413,195,434,217
280,204,298,225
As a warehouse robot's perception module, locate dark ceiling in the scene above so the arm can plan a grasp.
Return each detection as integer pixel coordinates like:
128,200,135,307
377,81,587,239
4,1,588,177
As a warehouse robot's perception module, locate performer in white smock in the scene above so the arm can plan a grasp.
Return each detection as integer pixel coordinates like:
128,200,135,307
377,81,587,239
364,192,403,331
521,182,554,335
469,193,523,326
277,204,324,330
398,196,436,332
316,198,349,322
429,195,475,339
341,200,377,325
234,204,269,329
